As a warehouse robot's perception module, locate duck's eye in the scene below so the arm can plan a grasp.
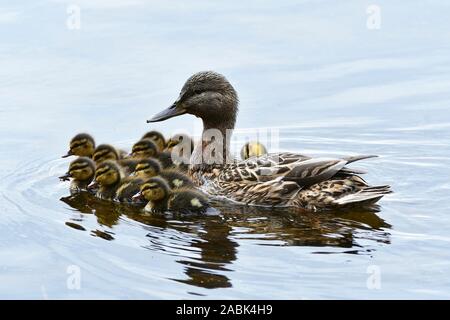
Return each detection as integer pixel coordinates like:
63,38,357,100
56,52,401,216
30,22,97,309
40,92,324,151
193,89,202,95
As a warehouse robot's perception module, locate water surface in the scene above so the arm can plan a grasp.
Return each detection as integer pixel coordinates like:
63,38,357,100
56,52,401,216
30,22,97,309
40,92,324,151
1,0,450,299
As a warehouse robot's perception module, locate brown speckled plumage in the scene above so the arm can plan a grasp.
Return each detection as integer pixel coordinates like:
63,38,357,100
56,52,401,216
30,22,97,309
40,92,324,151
148,71,392,211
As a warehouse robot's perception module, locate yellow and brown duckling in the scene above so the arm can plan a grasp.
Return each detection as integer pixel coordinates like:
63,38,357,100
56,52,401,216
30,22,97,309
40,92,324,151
130,138,174,168
165,133,194,153
241,141,268,160
142,130,166,152
92,160,146,203
92,143,133,170
59,157,96,193
138,177,209,214
62,133,95,158
133,158,194,189
92,144,121,164
92,160,124,201
115,176,146,204
165,133,194,171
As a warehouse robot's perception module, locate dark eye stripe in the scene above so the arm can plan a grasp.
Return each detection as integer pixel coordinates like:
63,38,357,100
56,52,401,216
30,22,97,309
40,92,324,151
70,163,89,171
71,142,86,149
96,167,110,176
93,150,110,160
133,146,150,152
135,165,150,172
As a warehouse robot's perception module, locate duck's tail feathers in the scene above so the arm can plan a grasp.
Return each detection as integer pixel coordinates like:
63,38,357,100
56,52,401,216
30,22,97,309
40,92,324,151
343,155,378,164
333,185,392,206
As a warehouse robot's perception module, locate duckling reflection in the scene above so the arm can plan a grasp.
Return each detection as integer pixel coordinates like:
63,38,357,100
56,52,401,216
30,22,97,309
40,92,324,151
173,217,237,289
62,133,96,158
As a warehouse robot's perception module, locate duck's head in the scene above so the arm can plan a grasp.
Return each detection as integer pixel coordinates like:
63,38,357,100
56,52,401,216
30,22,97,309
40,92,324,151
131,139,158,158
59,157,95,181
147,71,238,129
94,160,122,186
139,177,170,202
62,133,95,158
142,131,166,151
241,141,268,160
133,158,162,179
92,144,119,164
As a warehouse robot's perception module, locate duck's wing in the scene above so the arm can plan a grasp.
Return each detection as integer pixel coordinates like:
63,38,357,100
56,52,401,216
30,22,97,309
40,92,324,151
220,153,377,187
282,158,348,187
219,152,310,182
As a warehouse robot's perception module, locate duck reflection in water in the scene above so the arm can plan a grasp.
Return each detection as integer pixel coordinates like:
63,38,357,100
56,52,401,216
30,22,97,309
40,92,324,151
60,193,390,289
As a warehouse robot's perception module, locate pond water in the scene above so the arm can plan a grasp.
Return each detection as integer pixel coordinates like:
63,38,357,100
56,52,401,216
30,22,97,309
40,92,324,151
1,0,450,299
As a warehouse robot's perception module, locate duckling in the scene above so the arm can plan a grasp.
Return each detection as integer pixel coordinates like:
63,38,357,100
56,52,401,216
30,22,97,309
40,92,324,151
115,176,146,204
133,158,194,189
62,133,95,158
92,144,120,164
240,141,268,160
59,157,96,193
165,133,194,171
139,177,209,214
92,160,123,200
165,133,194,153
130,138,174,168
142,130,166,152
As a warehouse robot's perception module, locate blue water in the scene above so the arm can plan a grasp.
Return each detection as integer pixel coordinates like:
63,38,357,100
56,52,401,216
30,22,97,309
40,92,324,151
1,0,450,299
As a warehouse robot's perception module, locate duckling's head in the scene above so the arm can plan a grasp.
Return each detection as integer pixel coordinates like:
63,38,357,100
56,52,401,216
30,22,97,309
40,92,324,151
94,160,122,186
147,71,238,129
133,158,162,179
241,141,268,160
140,177,170,202
59,157,95,181
131,139,158,158
92,144,119,164
62,133,95,158
166,133,194,152
142,131,166,152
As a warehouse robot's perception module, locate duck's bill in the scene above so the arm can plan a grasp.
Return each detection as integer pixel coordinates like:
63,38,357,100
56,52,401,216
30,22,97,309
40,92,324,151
132,192,144,203
61,151,72,158
87,181,99,191
59,173,71,181
147,103,186,123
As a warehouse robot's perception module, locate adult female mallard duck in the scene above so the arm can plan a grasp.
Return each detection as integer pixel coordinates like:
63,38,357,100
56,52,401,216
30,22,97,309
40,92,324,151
147,71,391,211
